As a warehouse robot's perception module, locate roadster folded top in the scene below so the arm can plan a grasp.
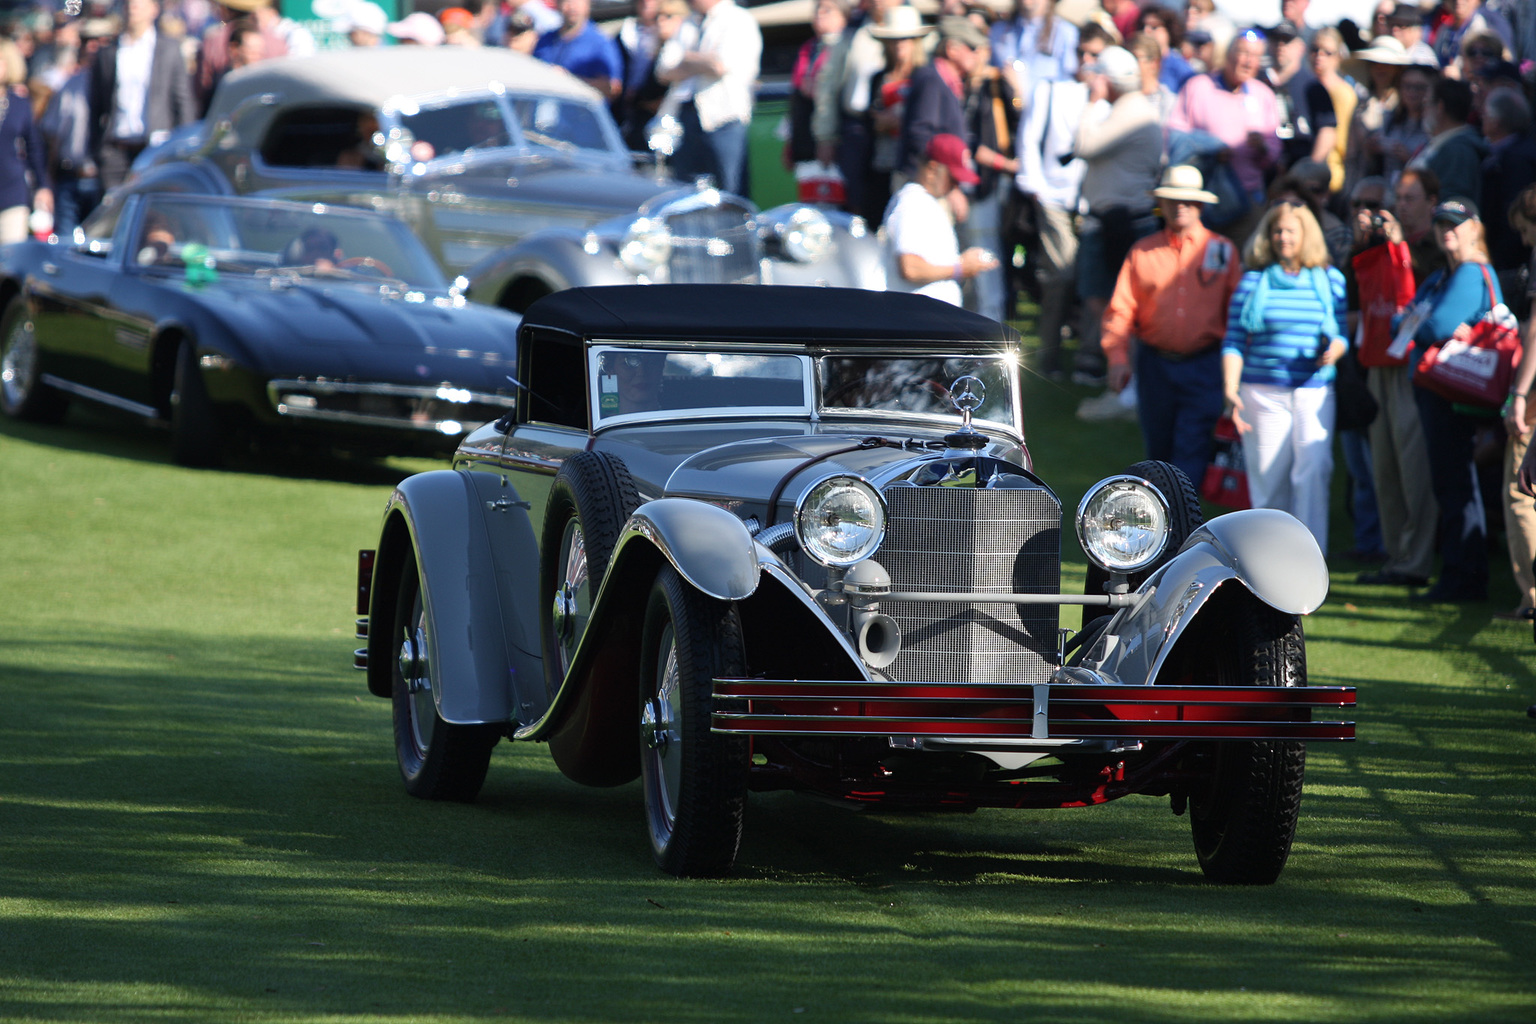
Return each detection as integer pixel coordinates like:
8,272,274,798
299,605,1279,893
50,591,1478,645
354,285,1355,883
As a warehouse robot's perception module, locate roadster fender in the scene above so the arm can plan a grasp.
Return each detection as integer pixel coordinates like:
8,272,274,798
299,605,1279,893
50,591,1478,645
366,469,543,726
1083,508,1330,686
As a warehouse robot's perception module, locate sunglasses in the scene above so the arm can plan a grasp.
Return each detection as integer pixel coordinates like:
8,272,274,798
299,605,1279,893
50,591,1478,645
1352,200,1384,211
1270,197,1307,210
1465,47,1501,58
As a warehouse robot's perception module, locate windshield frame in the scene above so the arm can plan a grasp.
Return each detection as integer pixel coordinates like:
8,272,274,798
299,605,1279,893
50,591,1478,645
815,351,1024,437
588,343,815,431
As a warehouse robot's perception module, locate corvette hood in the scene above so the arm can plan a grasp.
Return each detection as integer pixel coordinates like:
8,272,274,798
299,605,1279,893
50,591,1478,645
200,280,520,389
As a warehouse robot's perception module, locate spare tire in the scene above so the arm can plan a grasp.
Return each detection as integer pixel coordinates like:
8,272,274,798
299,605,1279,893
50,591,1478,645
539,450,642,694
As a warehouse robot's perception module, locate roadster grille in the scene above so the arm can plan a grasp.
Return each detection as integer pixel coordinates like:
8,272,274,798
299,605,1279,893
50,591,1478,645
879,484,1061,686
664,205,760,284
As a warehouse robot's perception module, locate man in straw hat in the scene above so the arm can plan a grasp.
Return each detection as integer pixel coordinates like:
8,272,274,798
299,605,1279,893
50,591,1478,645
1100,164,1244,487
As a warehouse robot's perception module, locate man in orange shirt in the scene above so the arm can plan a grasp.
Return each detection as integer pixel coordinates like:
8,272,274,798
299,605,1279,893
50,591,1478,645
1102,165,1244,486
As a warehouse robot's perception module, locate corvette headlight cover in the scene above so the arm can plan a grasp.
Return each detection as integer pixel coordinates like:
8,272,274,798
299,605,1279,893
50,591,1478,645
1076,475,1172,574
795,476,886,567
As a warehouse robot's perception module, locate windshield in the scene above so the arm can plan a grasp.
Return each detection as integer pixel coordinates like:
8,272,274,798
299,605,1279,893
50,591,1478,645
818,356,1019,430
127,196,447,289
591,347,811,426
398,93,620,162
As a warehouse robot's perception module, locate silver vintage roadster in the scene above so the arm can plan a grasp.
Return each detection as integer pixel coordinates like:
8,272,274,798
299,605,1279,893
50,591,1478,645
133,48,883,312
353,286,1355,883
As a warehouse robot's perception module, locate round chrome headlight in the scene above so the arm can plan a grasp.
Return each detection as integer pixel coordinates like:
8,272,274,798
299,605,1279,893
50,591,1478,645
780,207,833,263
619,217,672,274
794,476,886,567
1076,475,1172,574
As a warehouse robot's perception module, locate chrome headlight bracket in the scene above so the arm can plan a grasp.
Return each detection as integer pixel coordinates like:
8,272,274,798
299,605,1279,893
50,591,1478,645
1075,475,1173,575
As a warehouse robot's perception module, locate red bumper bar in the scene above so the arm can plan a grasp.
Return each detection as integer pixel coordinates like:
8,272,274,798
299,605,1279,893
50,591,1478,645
711,679,1356,742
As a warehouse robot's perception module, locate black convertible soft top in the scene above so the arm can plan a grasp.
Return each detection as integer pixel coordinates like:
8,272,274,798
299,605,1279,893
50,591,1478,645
521,285,1020,347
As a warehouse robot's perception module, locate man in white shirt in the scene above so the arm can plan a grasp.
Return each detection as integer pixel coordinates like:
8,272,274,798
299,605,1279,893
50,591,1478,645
656,0,761,193
1014,22,1102,377
88,0,196,188
884,133,998,306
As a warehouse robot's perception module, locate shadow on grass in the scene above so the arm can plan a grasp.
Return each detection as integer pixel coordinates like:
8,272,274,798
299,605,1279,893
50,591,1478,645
3,621,1534,1022
0,402,442,487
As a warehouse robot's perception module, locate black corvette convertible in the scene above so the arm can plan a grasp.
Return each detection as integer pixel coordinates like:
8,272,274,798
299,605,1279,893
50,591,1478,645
0,193,522,465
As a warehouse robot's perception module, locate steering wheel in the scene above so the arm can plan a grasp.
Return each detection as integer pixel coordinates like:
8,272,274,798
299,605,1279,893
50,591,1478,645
339,256,394,278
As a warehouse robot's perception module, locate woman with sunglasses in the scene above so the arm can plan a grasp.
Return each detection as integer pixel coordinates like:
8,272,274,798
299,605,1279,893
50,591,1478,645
1221,199,1348,550
1393,197,1502,602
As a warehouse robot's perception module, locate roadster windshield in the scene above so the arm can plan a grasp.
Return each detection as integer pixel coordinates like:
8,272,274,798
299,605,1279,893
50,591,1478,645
819,356,1019,429
589,347,1019,430
125,195,447,289
398,93,620,161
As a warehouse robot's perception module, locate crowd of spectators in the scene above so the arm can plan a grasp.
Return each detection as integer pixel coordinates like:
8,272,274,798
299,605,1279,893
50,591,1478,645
3,0,1536,613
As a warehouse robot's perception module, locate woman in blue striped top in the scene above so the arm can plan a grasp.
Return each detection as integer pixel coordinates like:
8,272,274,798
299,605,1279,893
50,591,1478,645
1221,200,1349,550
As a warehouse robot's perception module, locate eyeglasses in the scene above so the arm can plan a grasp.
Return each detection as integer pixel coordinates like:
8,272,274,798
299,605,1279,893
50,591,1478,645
1352,200,1383,211
1465,47,1501,59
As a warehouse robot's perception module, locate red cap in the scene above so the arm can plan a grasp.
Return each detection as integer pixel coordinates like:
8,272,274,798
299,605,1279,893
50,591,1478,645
926,134,979,186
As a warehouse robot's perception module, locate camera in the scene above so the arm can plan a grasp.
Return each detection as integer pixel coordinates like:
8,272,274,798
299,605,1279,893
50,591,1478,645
1371,212,1385,231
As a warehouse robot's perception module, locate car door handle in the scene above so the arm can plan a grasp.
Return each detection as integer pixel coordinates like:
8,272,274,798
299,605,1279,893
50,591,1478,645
486,496,530,513
41,262,58,275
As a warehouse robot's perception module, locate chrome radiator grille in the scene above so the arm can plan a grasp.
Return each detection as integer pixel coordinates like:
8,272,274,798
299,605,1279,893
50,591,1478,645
664,205,761,284
879,484,1061,686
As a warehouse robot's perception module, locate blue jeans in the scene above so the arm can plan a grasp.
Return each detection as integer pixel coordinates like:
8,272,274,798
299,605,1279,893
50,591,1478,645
674,103,748,195
53,173,102,239
1134,344,1224,489
1413,386,1489,596
1339,427,1384,555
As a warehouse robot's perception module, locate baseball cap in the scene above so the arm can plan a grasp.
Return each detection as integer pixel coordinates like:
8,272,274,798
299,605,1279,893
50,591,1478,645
387,10,446,45
1432,197,1479,225
1271,19,1302,42
1084,46,1141,92
926,133,979,186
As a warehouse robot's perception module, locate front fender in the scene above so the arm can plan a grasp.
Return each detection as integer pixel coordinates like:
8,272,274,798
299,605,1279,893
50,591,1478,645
463,232,635,309
617,498,761,600
366,469,541,727
1082,508,1327,686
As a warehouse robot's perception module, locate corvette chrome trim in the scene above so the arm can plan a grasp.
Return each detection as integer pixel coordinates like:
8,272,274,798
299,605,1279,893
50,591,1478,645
40,375,158,418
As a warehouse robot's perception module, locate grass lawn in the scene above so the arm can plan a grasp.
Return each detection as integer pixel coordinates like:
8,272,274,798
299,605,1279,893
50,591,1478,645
2,358,1534,1023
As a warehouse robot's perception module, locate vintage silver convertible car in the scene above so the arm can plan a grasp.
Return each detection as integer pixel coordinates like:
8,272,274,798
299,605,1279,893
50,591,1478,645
353,286,1356,883
133,47,882,312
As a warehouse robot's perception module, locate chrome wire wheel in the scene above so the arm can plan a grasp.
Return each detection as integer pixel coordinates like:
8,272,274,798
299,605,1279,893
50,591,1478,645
390,555,497,802
0,312,36,413
641,623,684,843
638,566,749,877
400,590,435,762
550,518,591,677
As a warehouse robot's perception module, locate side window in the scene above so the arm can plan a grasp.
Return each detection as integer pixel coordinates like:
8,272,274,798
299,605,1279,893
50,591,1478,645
523,330,586,429
76,198,123,256
259,105,379,170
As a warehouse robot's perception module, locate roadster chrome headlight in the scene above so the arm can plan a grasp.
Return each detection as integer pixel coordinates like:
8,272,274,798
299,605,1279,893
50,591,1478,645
1076,475,1172,574
795,475,886,567
780,207,833,263
619,217,672,274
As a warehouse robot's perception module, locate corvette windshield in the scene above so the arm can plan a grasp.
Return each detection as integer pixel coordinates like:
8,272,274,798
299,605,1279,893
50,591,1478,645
128,196,447,289
818,356,1018,428
399,94,618,161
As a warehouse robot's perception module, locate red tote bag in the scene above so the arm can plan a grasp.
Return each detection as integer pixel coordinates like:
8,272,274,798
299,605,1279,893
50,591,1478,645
1414,264,1523,410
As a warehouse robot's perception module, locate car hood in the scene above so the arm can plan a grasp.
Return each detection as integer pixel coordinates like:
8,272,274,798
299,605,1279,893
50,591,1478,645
197,279,519,386
659,431,1018,509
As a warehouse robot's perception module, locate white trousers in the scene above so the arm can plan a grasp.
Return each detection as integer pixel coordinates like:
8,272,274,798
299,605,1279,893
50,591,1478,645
1239,381,1335,551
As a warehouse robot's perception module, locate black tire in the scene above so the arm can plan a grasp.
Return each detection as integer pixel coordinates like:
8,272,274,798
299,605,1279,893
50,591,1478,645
170,342,223,468
391,554,500,801
539,450,641,691
639,566,750,877
1189,599,1308,884
1082,460,1203,629
0,295,67,423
